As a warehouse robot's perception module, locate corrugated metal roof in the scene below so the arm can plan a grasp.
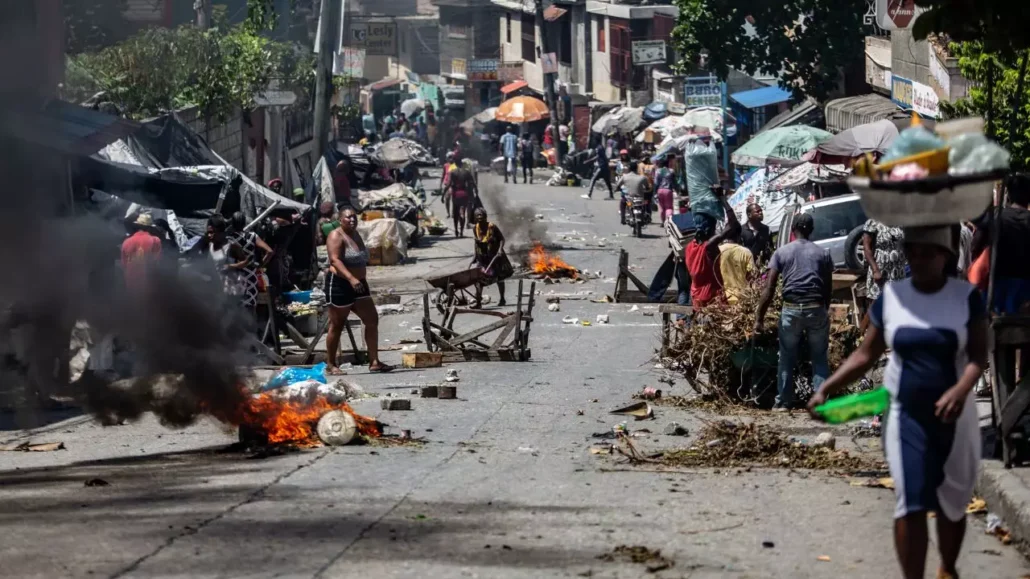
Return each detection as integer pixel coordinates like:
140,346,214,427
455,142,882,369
729,85,792,109
824,94,899,133
760,98,822,133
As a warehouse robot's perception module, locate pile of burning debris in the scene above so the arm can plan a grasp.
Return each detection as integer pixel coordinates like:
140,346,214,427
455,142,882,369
525,244,579,281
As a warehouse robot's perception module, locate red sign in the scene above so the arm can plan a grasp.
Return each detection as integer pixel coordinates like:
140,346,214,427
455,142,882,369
886,0,916,29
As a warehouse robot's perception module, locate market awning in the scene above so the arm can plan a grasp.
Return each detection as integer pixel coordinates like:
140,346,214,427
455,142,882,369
543,5,567,20
730,85,792,110
367,77,403,92
759,98,823,134
1,100,140,157
501,80,528,94
824,93,900,133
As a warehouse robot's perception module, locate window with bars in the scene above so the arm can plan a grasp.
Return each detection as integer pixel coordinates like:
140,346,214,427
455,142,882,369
609,20,630,87
521,13,536,63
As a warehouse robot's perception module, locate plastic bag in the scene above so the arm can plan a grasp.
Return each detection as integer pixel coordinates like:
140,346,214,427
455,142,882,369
262,362,327,391
882,125,944,162
948,133,1011,175
683,140,723,220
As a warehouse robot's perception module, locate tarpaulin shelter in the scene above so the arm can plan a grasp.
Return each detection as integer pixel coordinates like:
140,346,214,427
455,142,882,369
810,119,898,162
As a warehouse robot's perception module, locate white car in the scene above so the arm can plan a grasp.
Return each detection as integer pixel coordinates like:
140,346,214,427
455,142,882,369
777,194,868,270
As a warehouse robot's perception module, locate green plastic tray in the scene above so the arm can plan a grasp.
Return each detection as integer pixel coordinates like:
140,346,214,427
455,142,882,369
814,387,890,424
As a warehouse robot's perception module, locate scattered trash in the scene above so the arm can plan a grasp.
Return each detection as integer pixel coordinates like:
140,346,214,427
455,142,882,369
381,399,412,411
591,296,613,303
967,497,988,515
850,417,882,438
546,296,561,304
420,386,439,398
812,432,836,450
986,513,1013,544
598,545,673,573
576,409,584,415
84,478,110,487
705,438,724,448
849,477,894,490
610,401,654,420
316,410,358,446
664,422,688,436
762,541,775,549
562,316,580,324
399,338,422,344
629,305,640,312
589,445,613,455
401,352,443,368
581,320,592,327
438,385,458,399
445,369,460,383
816,555,831,562
596,314,609,324
639,387,662,400
548,303,561,312
518,446,539,456
642,311,655,317
410,388,419,395
1,441,65,452
263,363,328,391
376,304,407,315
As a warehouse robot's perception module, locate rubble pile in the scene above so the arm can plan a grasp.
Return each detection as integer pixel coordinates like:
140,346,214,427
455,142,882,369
663,283,862,404
658,420,883,472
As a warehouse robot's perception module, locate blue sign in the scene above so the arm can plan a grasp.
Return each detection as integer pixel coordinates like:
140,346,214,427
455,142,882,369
891,75,914,110
684,76,723,108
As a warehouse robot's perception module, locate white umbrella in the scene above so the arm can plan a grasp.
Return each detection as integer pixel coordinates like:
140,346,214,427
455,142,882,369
400,98,425,118
682,107,736,134
592,107,645,135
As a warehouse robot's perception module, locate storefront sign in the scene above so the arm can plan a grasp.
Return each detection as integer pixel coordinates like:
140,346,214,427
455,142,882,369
450,58,467,78
333,47,366,78
891,75,939,118
631,40,667,66
348,21,397,56
498,61,523,82
683,76,722,108
440,85,465,109
468,59,499,81
928,45,951,101
876,0,921,30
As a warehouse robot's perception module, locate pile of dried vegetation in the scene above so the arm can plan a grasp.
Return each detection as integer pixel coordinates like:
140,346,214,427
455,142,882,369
662,283,862,406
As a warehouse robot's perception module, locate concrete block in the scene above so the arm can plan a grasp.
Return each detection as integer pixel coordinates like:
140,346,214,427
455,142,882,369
380,398,412,411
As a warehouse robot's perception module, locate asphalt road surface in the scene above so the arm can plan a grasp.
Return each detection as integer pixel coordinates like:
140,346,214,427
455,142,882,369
1,175,1027,578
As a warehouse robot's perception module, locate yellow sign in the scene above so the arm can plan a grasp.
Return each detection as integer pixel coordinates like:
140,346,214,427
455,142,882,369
348,21,397,56
451,58,467,77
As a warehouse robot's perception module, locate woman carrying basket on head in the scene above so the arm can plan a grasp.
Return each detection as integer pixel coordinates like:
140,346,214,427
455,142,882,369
471,207,512,308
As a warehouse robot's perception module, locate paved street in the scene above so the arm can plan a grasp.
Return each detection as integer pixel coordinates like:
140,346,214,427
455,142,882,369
1,175,1028,579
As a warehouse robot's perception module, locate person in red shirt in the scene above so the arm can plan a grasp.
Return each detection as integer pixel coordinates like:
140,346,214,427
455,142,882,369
121,213,163,295
683,190,740,308
333,160,352,208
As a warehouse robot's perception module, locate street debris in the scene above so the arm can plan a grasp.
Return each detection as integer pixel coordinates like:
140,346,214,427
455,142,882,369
375,304,407,315
595,314,609,324
816,555,832,562
651,421,884,471
381,399,412,411
664,422,688,436
598,545,673,573
517,446,539,456
420,386,439,398
562,316,579,324
438,385,457,399
528,244,579,280
812,432,836,450
850,477,895,490
762,541,775,548
591,296,613,304
401,351,443,368
629,305,640,312
316,410,358,446
967,497,988,515
639,387,662,400
986,513,1013,545
548,303,561,312
850,417,882,438
445,369,460,383
581,320,592,326
1,441,65,452
610,401,654,420
84,478,110,487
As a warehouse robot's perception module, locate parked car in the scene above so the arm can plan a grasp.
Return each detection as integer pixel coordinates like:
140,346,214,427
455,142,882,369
777,194,868,270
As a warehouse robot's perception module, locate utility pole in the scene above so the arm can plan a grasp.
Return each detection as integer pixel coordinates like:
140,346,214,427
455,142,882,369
194,0,211,29
313,0,341,164
534,0,562,165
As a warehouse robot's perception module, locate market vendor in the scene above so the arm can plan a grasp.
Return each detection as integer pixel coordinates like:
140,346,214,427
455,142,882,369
753,213,833,411
324,207,393,374
807,225,984,579
471,207,508,308
684,190,740,308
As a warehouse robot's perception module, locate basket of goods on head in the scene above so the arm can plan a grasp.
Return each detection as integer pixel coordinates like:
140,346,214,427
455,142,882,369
849,115,1010,227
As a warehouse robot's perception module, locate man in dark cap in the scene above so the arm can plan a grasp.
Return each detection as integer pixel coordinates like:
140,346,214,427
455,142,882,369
754,212,834,411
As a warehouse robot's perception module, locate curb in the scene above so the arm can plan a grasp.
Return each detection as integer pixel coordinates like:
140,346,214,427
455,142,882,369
977,459,1030,543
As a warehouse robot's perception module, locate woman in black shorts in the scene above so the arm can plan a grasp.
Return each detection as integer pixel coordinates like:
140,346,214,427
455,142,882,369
324,207,392,374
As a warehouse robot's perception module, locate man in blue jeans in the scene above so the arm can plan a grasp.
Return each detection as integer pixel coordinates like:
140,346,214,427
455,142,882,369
753,213,833,411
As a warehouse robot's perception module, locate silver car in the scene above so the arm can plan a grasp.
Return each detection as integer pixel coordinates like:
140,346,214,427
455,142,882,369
777,194,868,270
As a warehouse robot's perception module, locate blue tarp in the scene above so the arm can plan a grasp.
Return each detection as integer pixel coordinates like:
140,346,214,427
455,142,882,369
729,85,792,110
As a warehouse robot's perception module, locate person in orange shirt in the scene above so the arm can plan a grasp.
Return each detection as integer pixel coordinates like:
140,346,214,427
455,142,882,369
120,213,163,295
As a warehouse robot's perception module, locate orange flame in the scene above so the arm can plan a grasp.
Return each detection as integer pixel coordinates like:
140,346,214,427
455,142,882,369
528,243,579,279
234,392,380,445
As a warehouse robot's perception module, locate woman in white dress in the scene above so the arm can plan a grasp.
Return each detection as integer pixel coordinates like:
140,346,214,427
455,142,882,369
808,225,987,579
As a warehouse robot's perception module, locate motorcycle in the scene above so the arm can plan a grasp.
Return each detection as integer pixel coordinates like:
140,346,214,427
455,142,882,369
624,195,650,237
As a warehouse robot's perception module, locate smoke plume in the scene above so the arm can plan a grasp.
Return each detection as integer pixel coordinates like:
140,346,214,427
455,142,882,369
477,182,549,251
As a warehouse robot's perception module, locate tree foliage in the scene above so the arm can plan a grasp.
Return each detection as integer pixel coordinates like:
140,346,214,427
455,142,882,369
63,19,314,122
63,0,130,54
913,1,1030,57
940,43,1030,170
671,0,867,102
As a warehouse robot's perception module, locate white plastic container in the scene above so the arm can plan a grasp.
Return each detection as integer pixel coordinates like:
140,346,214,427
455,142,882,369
848,174,996,227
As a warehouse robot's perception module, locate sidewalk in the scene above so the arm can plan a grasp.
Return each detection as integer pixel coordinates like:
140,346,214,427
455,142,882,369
978,460,1030,544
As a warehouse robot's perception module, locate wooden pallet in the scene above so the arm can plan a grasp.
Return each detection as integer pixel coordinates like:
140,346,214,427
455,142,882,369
614,249,676,303
421,279,536,362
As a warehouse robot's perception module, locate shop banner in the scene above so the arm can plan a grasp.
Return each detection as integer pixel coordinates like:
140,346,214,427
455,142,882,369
451,58,467,77
632,40,667,65
683,76,722,108
347,21,397,56
468,59,499,81
891,75,939,118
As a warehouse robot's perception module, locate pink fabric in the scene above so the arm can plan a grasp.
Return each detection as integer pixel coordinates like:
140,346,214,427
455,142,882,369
657,188,674,222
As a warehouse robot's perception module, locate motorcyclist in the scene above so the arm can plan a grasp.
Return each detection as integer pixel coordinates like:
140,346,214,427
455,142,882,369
615,161,651,226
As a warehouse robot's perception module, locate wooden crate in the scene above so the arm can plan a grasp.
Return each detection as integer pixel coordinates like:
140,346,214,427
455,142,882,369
402,352,444,368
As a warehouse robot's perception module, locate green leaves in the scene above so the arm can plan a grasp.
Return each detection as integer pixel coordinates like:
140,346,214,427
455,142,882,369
671,0,867,102
913,1,1030,56
64,23,313,122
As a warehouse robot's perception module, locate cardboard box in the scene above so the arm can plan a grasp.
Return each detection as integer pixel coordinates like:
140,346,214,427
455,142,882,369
402,352,443,368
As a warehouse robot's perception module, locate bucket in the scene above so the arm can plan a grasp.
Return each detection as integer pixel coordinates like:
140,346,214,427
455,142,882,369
316,410,357,446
